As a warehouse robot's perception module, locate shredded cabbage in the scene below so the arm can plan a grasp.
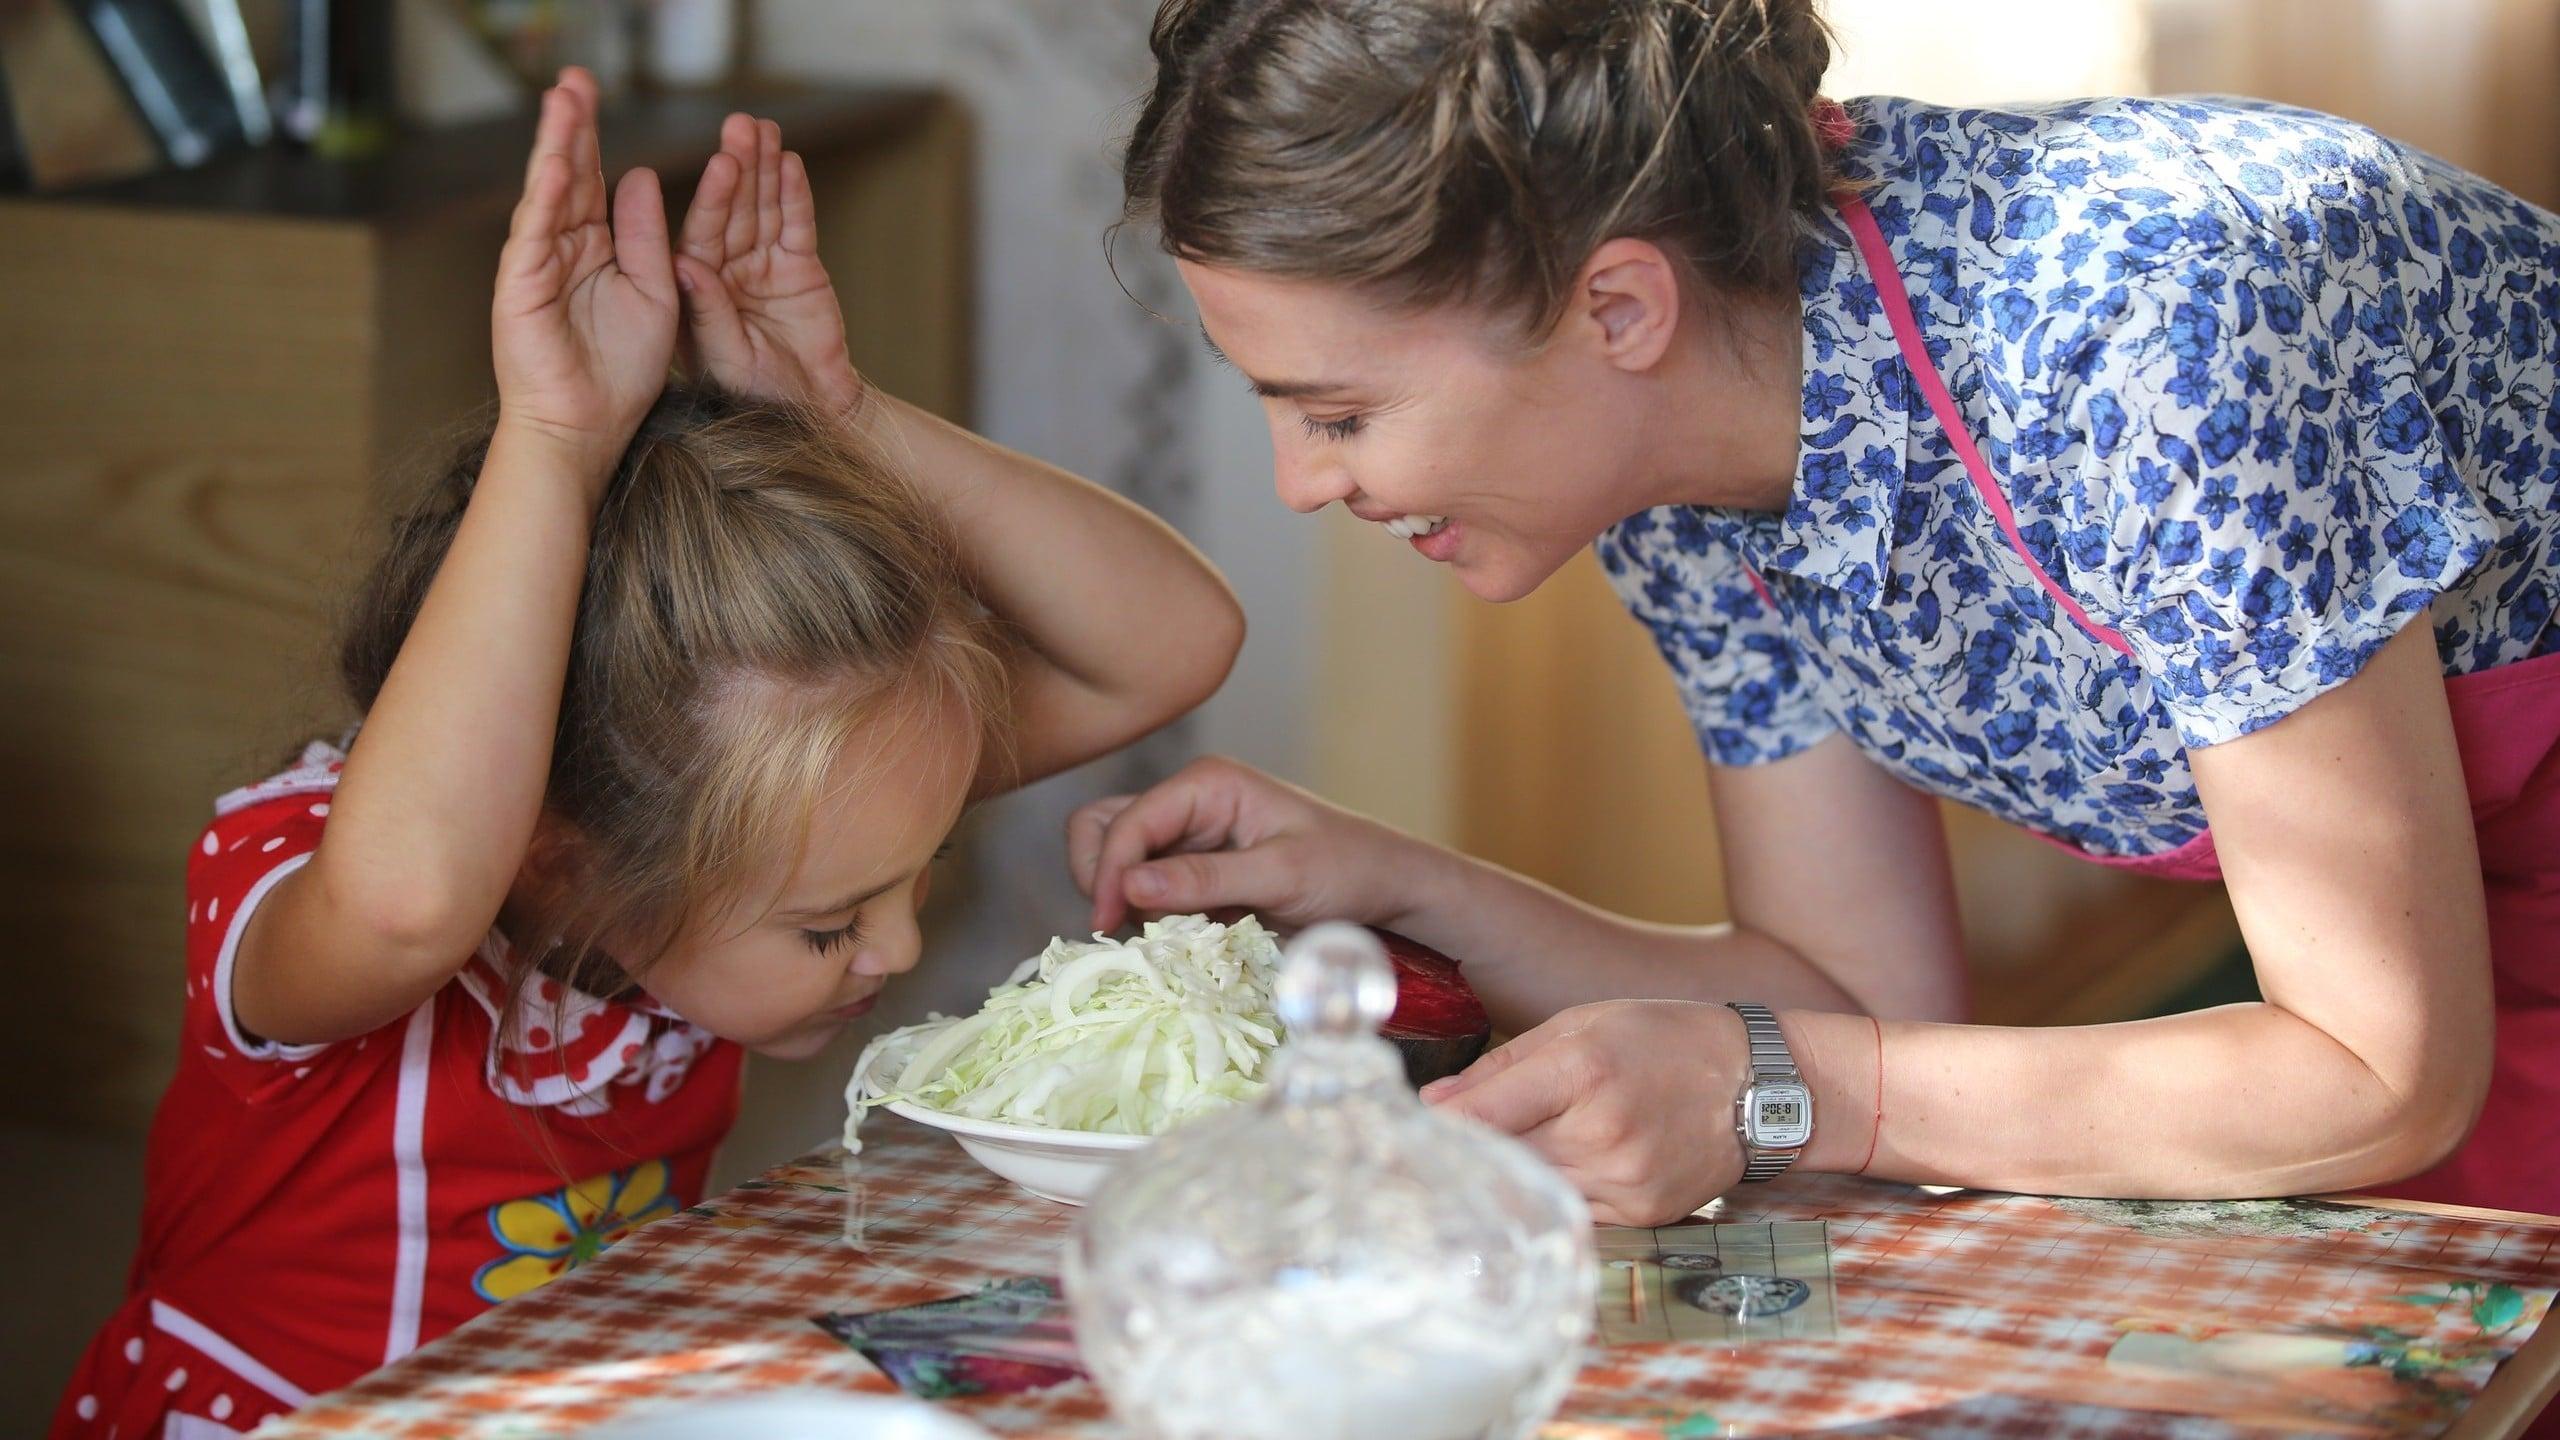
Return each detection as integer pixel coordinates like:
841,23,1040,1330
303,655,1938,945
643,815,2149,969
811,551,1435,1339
846,913,1285,1149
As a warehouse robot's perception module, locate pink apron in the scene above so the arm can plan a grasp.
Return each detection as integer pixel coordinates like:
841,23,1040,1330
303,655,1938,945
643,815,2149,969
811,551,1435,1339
1794,193,2560,1215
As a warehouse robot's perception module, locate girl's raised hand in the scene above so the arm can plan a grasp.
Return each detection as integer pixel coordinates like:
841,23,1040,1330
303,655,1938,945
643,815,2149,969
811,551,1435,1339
673,113,864,414
493,69,679,482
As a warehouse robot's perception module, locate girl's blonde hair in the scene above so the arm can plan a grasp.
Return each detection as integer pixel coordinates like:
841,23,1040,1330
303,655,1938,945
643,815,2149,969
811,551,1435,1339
1121,0,1838,339
339,386,1009,1007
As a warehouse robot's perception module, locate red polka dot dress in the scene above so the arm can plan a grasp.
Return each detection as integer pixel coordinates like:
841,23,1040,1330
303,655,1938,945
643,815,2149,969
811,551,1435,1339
53,743,744,1438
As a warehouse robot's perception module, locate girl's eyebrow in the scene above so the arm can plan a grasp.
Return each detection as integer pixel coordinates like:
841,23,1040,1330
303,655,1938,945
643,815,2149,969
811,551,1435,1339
1201,327,1344,400
778,877,898,923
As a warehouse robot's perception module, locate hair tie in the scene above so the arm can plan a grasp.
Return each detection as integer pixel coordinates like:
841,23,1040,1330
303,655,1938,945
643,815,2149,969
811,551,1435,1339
1812,97,1854,153
1491,29,1546,144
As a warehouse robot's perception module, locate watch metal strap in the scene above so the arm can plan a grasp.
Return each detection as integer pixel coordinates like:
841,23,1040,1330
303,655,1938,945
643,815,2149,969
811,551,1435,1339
1727,1001,1801,1182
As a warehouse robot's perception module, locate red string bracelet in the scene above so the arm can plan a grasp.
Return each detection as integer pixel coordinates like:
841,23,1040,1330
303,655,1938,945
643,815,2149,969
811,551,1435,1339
1856,1015,1884,1175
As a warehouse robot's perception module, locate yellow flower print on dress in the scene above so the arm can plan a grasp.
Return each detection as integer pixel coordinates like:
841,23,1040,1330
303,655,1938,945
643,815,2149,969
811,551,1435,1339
473,1158,677,1302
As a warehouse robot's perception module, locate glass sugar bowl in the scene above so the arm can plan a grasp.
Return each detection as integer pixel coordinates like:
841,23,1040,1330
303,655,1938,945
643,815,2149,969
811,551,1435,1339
1065,923,1595,1440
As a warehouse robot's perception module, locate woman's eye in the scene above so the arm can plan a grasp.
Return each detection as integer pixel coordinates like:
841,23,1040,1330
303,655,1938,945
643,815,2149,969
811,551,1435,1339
1298,412,1364,442
801,917,863,956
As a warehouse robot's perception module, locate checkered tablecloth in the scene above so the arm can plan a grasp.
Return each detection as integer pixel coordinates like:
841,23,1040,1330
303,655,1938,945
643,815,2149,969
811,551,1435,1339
256,1116,2560,1439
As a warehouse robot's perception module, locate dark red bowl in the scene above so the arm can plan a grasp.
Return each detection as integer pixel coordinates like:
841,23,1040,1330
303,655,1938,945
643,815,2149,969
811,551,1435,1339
1370,927,1492,1088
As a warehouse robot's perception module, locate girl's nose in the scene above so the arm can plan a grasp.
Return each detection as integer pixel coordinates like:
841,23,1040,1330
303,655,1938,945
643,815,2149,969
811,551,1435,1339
852,941,919,978
852,902,923,977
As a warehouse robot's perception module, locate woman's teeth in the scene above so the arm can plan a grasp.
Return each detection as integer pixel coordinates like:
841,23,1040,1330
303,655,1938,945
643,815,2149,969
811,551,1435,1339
1381,514,1449,540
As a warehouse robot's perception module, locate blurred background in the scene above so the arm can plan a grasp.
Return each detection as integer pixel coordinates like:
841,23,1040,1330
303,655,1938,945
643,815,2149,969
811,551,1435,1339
3,0,2555,1429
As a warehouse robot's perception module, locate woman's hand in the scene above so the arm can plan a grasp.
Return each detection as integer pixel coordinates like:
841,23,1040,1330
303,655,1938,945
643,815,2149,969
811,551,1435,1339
1422,1000,1752,1226
1067,757,1444,935
673,112,864,415
492,68,680,485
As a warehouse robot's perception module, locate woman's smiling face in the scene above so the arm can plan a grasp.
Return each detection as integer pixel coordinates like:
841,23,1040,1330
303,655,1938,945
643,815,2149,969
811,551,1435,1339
1179,258,1668,604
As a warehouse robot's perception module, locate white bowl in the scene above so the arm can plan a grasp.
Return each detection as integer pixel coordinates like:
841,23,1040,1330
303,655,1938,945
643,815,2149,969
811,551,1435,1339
858,1045,1153,1205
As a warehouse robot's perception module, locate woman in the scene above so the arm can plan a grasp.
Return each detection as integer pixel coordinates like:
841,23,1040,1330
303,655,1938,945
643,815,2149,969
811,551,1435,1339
1070,0,2560,1222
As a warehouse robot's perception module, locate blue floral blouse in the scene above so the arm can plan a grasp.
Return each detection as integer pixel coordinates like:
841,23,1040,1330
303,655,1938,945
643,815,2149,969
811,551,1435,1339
1598,95,2560,858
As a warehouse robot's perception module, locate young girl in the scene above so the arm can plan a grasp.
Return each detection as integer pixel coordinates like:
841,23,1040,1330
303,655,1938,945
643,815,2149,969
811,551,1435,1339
56,70,1241,1439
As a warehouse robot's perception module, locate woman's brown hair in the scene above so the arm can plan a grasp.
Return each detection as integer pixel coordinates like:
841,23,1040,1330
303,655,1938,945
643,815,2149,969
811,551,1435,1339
1121,0,1838,339
339,385,1008,1020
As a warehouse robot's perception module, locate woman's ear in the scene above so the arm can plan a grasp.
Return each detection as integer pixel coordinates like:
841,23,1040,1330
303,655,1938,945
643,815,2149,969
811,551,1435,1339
1573,237,1685,373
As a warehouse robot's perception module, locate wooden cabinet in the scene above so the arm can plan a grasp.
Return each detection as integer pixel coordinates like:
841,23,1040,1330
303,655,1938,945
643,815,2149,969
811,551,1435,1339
0,86,972,1132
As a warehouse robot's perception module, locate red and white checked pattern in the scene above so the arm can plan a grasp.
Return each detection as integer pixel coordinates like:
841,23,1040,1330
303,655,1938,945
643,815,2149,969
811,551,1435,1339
254,1119,2560,1439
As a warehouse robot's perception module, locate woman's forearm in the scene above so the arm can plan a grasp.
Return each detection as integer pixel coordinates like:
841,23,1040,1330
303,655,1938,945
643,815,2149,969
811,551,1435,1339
1397,844,1867,1030
1785,1002,2476,1194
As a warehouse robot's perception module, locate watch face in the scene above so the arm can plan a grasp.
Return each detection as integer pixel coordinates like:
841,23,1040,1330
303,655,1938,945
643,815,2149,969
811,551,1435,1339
1743,1082,1814,1149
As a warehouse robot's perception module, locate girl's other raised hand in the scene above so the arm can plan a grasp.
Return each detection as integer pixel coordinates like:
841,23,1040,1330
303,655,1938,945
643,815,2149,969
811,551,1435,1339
492,68,680,486
674,112,863,415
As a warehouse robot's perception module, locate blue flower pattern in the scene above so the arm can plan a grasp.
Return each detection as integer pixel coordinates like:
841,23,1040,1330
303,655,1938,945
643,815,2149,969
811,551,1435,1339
1598,97,2557,857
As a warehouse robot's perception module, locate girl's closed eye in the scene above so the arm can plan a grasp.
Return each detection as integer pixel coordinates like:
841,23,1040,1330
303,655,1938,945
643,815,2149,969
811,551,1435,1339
1299,412,1364,442
804,843,954,954
801,915,863,955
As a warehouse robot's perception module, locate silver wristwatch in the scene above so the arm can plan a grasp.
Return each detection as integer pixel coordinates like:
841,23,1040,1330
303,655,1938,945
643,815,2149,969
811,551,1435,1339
1726,1002,1813,1182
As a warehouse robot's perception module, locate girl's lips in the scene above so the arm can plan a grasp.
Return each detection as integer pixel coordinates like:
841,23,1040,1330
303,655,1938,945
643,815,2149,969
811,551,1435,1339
824,995,878,1021
1411,518,1462,562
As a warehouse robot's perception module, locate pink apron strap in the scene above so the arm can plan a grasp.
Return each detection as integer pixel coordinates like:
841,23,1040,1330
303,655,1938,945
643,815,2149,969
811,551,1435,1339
1835,195,2137,659
1739,563,1778,611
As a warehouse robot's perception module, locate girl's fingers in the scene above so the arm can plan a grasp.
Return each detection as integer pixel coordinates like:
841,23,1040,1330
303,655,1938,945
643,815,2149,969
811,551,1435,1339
718,112,759,258
754,119,784,252
679,150,739,263
610,167,676,301
523,85,573,190
733,114,767,256
674,253,746,348
779,151,819,254
559,67,602,178
500,152,574,288
559,73,604,227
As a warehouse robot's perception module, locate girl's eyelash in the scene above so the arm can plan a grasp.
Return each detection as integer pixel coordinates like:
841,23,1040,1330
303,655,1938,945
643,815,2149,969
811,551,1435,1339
801,917,863,956
1299,413,1364,441
804,846,949,953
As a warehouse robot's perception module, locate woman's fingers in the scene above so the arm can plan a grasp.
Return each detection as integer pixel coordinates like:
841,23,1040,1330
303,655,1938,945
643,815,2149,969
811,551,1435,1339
1066,795,1139,898
1431,1038,1580,1138
1087,774,1237,931
1116,845,1304,923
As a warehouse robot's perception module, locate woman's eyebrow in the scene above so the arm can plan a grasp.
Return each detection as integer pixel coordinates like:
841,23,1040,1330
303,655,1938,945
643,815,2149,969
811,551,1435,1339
1200,327,1345,400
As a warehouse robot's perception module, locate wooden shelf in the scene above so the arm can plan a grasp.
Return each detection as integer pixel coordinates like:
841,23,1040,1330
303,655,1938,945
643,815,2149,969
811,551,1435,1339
42,84,940,225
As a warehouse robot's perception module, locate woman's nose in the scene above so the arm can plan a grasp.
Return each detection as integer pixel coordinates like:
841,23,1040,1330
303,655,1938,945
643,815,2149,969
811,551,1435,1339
1272,440,1357,515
